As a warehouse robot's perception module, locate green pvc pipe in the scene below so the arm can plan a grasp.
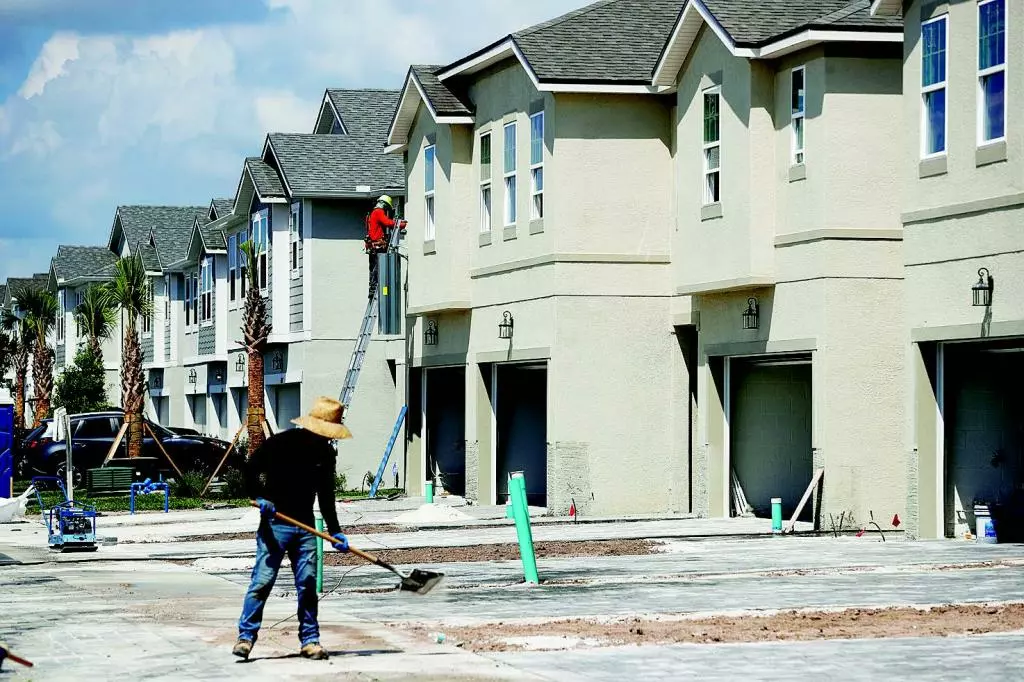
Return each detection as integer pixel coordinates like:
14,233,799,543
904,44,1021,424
771,498,783,534
425,480,434,504
315,514,324,593
509,472,539,584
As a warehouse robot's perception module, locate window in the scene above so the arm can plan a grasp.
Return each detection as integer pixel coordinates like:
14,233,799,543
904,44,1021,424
978,0,1006,144
200,256,213,324
238,232,248,299
503,121,517,225
186,271,199,327
289,202,301,277
164,275,170,326
424,144,436,241
74,290,82,337
192,272,199,325
791,67,805,165
530,112,544,220
75,416,116,440
142,284,152,335
56,290,65,341
703,87,721,205
480,132,491,175
184,275,191,327
228,234,237,303
921,15,948,157
480,184,492,233
251,209,269,290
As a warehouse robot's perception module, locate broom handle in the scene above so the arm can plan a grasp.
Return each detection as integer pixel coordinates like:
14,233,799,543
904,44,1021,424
249,501,381,565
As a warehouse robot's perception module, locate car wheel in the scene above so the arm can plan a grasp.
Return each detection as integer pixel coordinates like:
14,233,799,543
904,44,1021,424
55,462,84,489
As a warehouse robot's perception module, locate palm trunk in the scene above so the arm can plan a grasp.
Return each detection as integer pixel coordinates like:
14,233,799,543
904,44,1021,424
247,349,265,452
89,335,103,364
31,344,53,427
121,323,144,458
13,354,27,428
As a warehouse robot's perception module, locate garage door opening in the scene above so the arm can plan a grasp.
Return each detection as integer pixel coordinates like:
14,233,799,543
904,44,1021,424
944,342,1024,540
495,362,547,507
729,355,813,521
425,366,466,496
187,394,207,434
273,385,301,432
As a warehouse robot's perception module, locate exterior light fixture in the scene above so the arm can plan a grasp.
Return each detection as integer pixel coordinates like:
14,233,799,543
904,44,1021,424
742,297,759,330
972,267,994,307
424,319,438,346
498,311,514,340
271,350,284,372
234,354,246,373
214,369,224,383
188,368,197,384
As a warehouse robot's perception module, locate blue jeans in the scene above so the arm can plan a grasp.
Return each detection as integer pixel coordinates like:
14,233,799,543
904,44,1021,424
238,518,320,646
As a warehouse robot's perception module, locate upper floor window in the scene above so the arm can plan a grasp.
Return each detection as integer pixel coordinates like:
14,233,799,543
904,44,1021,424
184,274,192,327
228,233,238,304
530,111,544,220
200,256,213,324
56,289,65,342
251,209,269,291
791,67,806,165
142,283,153,336
978,0,1006,144
289,202,301,277
921,15,948,157
480,132,492,234
74,290,83,337
503,121,517,225
164,275,170,326
703,87,721,205
191,272,199,326
424,144,436,241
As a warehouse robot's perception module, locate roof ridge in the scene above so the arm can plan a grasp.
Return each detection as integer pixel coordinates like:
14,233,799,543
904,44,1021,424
515,0,623,37
815,0,872,25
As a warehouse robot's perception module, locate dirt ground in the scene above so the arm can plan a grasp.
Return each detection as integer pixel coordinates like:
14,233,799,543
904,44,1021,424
411,603,1024,652
170,524,404,543
323,539,658,567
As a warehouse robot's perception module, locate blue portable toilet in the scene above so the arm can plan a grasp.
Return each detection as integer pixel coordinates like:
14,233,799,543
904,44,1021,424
0,400,13,498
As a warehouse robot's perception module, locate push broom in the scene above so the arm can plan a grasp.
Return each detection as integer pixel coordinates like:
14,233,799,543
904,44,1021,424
249,502,444,595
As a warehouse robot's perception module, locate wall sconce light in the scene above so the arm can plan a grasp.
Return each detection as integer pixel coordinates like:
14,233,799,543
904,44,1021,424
214,369,224,383
188,368,197,384
742,297,759,330
424,319,438,346
234,354,246,372
271,350,284,372
972,267,994,307
498,311,514,340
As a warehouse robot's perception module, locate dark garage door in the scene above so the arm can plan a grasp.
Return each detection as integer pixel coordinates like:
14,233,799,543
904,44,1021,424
496,363,547,507
426,367,466,496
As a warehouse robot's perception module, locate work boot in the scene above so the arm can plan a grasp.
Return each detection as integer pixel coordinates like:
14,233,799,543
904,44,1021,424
300,642,328,660
232,638,253,659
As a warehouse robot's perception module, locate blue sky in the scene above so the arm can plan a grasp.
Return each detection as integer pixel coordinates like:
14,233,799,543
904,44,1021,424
0,0,581,283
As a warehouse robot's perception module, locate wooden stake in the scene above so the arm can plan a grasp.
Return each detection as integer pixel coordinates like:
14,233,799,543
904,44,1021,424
262,420,272,439
200,424,245,498
144,422,184,479
102,422,129,466
784,468,824,534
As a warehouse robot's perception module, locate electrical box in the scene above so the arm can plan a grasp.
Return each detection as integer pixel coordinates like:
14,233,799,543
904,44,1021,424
377,250,402,335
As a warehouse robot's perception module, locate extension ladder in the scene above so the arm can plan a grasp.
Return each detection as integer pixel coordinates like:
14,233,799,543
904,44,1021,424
338,223,403,413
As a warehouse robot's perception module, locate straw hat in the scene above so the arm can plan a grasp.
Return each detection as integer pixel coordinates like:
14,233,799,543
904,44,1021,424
291,396,352,440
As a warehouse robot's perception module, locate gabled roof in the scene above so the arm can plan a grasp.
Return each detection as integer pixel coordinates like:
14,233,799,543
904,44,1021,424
869,0,901,17
50,246,117,285
653,0,903,86
183,212,242,266
245,157,286,200
5,274,49,307
108,205,208,273
209,198,234,222
387,65,476,149
264,133,406,199
314,88,402,136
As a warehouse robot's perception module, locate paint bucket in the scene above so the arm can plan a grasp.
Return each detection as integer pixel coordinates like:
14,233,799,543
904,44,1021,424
425,481,434,504
974,504,997,544
771,498,783,533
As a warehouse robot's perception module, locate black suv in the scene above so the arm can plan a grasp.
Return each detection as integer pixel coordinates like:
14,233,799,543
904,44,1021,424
19,411,240,485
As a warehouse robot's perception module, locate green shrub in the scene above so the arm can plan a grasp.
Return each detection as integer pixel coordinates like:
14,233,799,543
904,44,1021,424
334,472,348,495
221,468,247,498
171,470,207,498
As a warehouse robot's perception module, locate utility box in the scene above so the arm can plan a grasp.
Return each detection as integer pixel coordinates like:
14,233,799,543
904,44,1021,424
0,401,13,498
377,250,402,336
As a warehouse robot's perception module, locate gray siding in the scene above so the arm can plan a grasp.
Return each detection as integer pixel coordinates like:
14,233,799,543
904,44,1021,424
266,227,273,320
289,235,303,332
55,344,66,370
199,282,216,356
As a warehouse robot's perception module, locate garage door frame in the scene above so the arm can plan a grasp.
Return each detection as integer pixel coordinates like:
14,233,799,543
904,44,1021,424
421,364,466,499
491,360,548,507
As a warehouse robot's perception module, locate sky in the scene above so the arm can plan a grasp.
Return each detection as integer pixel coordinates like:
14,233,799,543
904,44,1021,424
0,0,583,283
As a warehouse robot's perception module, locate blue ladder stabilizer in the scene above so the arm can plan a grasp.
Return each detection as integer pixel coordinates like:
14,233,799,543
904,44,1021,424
369,405,407,499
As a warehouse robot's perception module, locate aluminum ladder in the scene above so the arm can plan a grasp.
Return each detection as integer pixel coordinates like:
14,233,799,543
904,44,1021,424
338,223,402,413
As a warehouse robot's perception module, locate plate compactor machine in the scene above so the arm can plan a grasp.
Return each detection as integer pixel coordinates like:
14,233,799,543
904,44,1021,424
31,476,98,552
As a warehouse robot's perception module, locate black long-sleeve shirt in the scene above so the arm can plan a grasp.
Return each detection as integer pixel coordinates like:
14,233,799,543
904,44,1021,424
245,428,342,537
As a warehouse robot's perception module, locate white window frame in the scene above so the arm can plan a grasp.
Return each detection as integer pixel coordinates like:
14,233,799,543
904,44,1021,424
289,201,301,279
791,66,806,165
164,274,170,326
227,233,237,307
977,0,1007,146
251,210,269,292
529,111,544,220
74,290,82,338
56,289,65,342
184,274,192,329
479,183,492,234
503,121,517,226
191,272,199,329
200,256,213,326
238,230,248,300
921,14,949,159
423,144,436,242
702,86,721,206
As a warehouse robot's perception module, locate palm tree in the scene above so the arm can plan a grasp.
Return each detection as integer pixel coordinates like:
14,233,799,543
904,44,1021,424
107,256,152,458
1,307,33,427
74,284,117,362
239,240,271,452
16,286,58,426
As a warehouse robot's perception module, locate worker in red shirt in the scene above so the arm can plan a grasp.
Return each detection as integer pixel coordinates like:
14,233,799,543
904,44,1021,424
365,195,406,298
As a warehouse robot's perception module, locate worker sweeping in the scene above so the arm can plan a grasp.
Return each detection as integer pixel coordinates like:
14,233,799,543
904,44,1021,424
233,396,353,661
365,195,407,299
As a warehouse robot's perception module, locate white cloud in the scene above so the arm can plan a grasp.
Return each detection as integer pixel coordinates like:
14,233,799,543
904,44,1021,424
8,119,62,156
18,32,81,99
255,91,317,134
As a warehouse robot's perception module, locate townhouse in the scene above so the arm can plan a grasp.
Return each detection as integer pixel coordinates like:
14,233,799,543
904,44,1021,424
387,0,913,525
872,0,1023,539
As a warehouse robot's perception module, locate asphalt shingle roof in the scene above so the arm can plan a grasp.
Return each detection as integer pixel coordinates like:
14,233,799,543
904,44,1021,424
245,157,286,199
199,221,228,251
51,246,117,282
326,89,401,137
211,198,234,220
5,274,49,301
411,65,473,116
267,133,405,198
116,205,208,269
700,0,901,46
